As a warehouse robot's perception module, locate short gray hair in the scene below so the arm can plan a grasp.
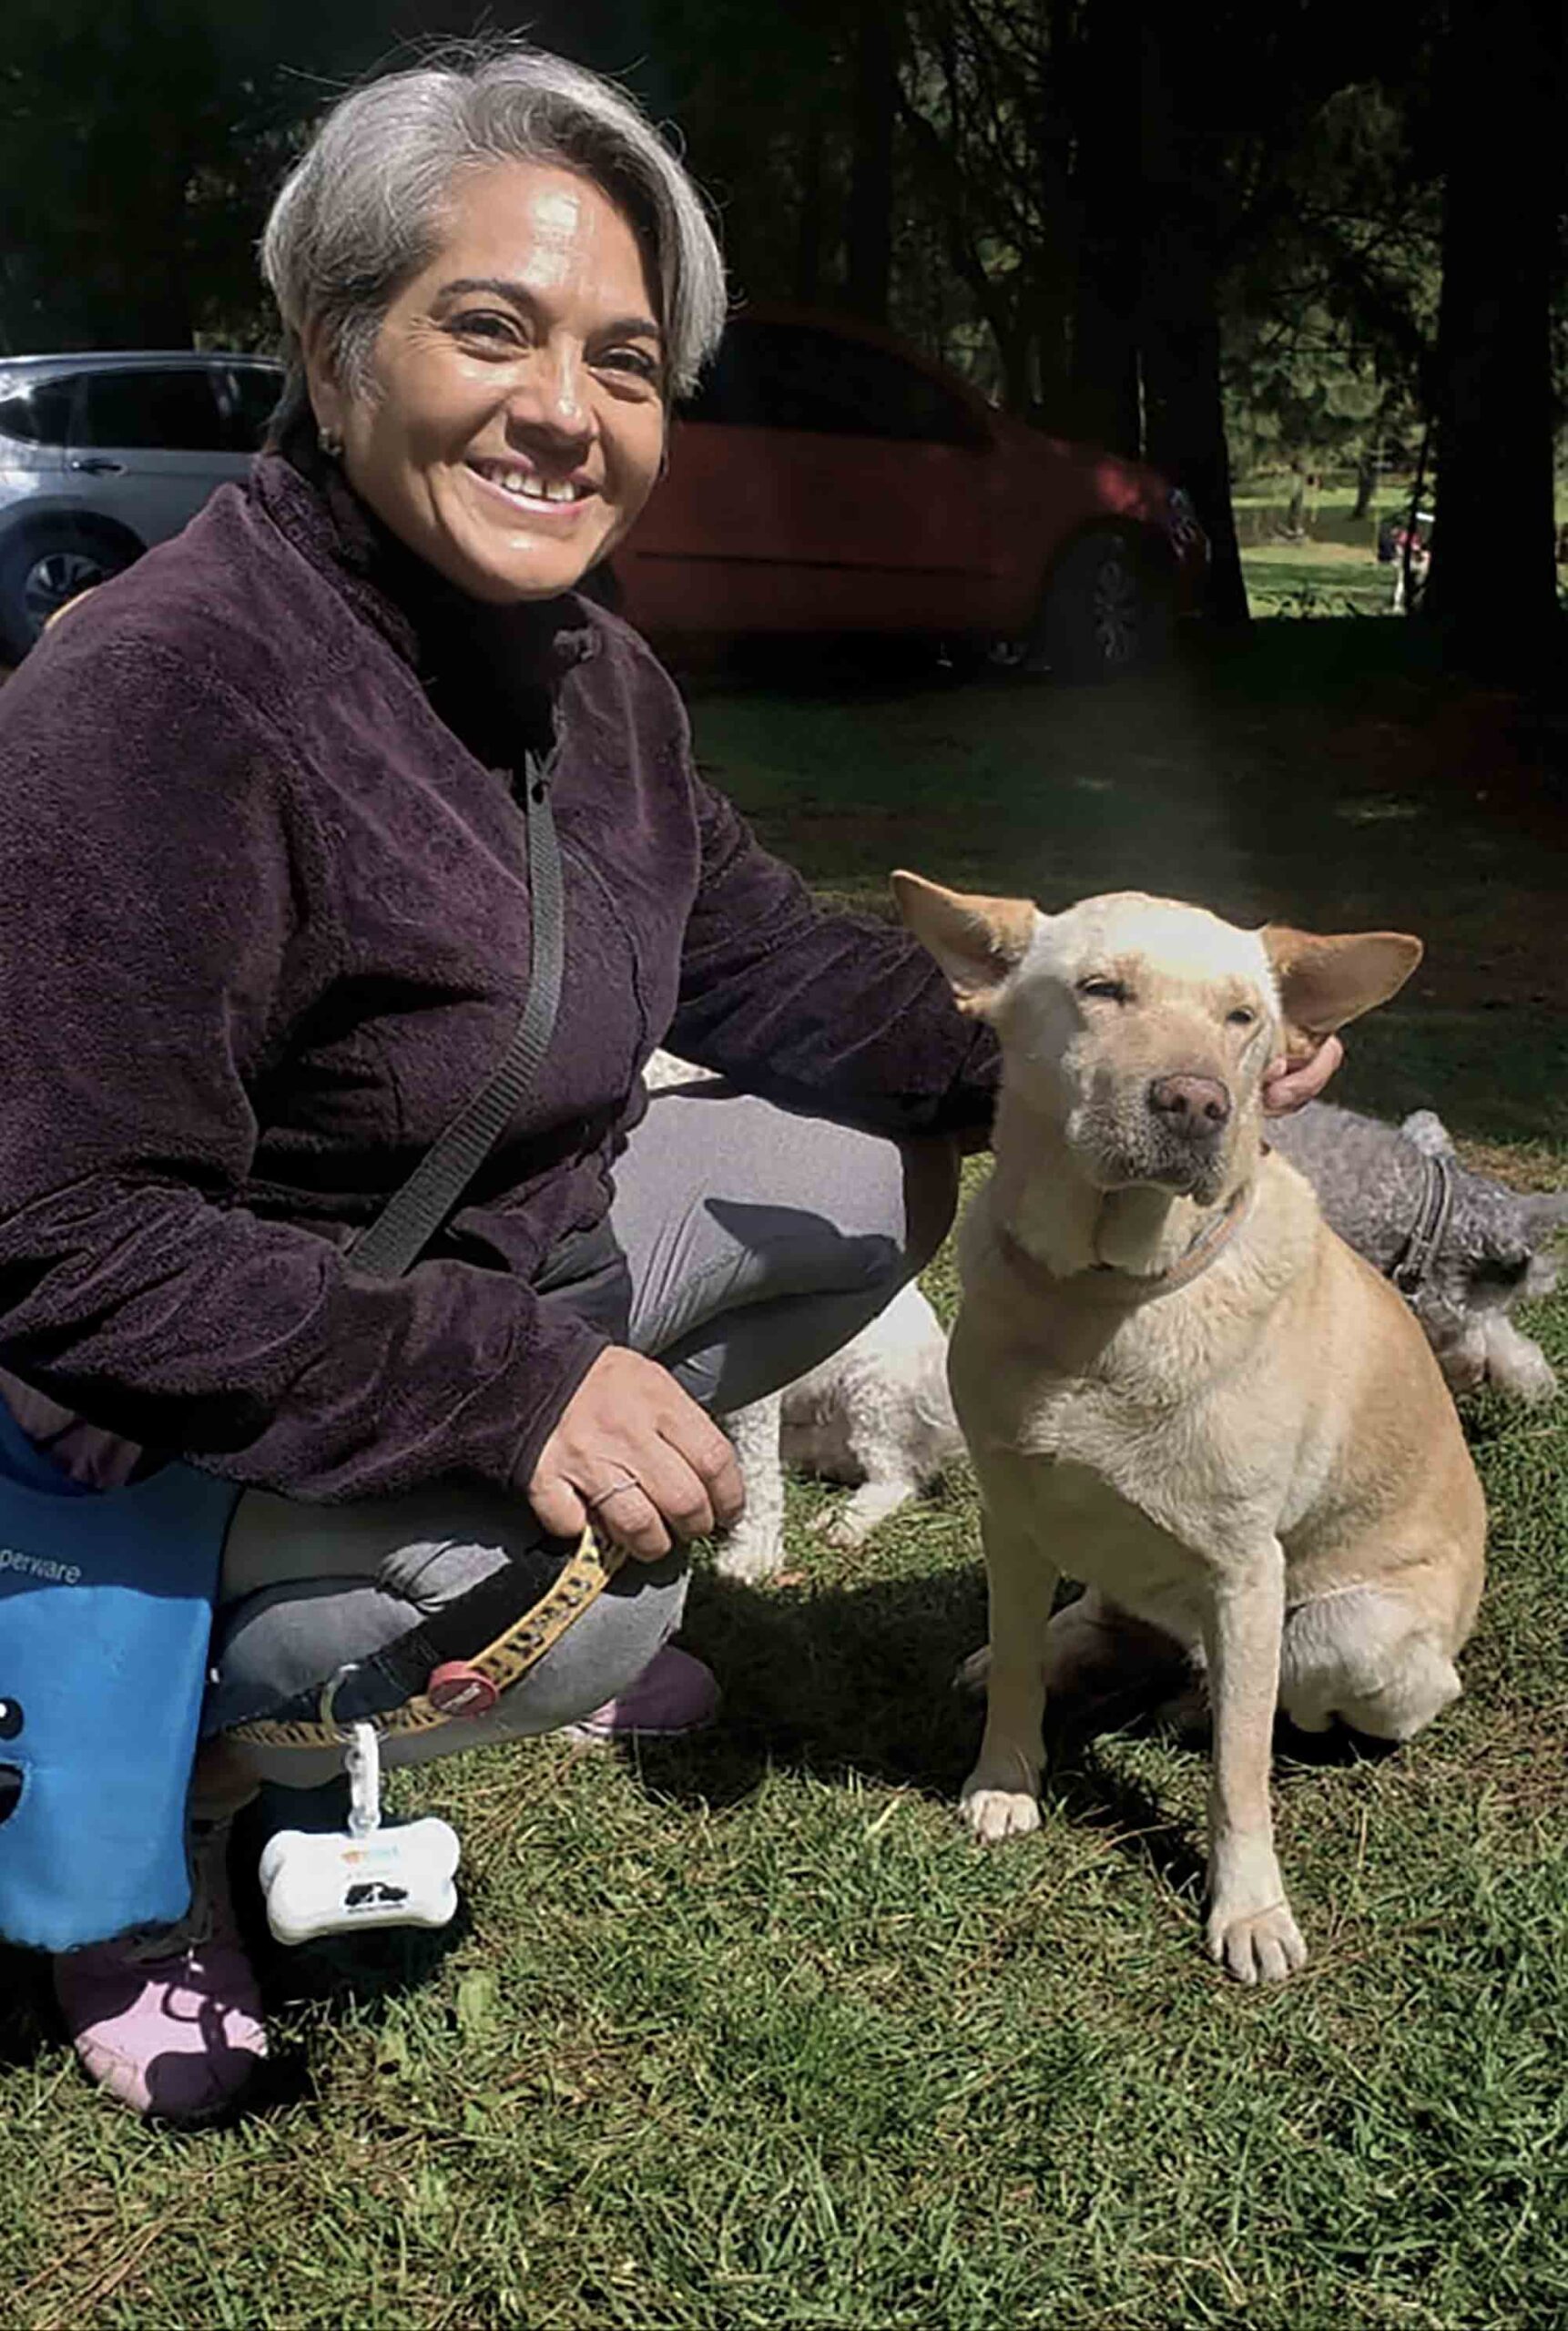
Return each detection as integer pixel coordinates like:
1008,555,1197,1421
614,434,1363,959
260,41,728,437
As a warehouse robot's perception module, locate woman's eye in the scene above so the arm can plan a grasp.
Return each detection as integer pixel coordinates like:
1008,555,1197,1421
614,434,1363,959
1077,977,1128,1003
452,311,522,345
598,346,662,387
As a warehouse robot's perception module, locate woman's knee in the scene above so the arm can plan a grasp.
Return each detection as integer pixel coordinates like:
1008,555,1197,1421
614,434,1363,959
218,1551,689,1790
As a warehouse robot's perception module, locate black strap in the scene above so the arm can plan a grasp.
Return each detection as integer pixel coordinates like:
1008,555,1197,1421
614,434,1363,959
350,755,565,1281
1390,1151,1455,1298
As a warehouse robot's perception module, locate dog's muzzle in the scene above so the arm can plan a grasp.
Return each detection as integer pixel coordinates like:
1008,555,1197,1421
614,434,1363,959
1142,1074,1230,1190
1147,1074,1231,1137
1074,1073,1236,1201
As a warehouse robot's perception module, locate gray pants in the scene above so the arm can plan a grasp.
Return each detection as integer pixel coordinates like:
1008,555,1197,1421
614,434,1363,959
211,1085,956,1793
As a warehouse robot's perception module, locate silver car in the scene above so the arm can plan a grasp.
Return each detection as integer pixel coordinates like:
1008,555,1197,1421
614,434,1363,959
0,351,282,661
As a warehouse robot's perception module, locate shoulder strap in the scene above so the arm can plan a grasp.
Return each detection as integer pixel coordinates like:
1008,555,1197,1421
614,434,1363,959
349,755,565,1281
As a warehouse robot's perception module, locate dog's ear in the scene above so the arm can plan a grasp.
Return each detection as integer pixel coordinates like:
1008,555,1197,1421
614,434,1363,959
891,871,1035,1013
1400,1108,1455,1158
1262,926,1422,1059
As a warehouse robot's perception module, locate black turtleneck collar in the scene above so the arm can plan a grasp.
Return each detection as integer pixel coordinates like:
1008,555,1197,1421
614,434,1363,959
252,411,602,769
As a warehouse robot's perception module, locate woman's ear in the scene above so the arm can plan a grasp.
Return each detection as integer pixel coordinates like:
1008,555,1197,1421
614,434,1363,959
299,321,348,450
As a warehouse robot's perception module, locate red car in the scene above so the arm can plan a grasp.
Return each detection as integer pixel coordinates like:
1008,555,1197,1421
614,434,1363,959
614,307,1207,678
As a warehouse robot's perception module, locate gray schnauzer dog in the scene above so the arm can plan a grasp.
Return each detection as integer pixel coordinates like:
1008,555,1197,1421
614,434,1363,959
1270,1102,1568,1402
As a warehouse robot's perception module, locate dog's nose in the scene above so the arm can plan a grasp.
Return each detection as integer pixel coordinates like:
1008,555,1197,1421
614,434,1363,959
1148,1074,1231,1131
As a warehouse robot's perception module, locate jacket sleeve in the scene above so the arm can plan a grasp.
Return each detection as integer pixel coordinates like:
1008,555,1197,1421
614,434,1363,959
667,762,999,1136
0,636,604,1501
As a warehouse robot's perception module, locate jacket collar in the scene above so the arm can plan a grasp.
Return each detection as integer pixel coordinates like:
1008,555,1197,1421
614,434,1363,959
249,418,602,695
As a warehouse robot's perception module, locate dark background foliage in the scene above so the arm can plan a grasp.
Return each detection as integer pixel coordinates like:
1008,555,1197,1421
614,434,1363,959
1,0,1563,677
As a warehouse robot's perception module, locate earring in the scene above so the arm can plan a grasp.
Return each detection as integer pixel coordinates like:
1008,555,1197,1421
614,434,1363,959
318,423,343,459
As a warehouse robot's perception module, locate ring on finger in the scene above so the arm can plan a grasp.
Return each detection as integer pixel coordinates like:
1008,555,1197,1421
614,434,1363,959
585,1478,645,1511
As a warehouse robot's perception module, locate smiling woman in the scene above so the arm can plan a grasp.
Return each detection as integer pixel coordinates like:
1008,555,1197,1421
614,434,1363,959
0,39,1016,2123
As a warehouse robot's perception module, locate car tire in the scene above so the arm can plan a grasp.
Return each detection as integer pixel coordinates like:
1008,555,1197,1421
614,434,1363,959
1035,528,1171,682
0,522,140,663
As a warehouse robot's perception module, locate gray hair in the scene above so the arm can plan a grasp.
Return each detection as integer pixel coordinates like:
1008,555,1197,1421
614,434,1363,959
260,42,728,437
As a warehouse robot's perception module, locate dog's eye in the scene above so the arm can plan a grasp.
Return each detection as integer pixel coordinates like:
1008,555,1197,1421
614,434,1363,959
1077,978,1128,1003
1227,1007,1257,1027
0,1700,21,1741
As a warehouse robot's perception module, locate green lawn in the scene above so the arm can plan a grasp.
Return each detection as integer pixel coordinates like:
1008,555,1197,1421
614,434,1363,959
5,629,1567,2329
1242,540,1397,620
1235,481,1408,618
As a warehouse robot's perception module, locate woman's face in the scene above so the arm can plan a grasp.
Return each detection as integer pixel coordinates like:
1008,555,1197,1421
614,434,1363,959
307,160,667,602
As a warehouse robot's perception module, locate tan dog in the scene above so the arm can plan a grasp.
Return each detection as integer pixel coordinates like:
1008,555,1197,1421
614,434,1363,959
893,873,1485,1985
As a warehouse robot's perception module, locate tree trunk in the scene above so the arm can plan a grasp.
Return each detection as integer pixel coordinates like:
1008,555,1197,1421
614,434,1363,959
1068,0,1144,457
1351,437,1379,523
846,0,897,321
794,117,825,309
1424,0,1564,679
1136,16,1248,629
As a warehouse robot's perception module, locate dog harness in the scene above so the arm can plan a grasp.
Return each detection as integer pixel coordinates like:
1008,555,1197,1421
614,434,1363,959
1389,1152,1456,1297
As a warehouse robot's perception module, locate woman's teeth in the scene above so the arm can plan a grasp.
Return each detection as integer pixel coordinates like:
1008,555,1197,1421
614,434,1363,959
474,464,580,504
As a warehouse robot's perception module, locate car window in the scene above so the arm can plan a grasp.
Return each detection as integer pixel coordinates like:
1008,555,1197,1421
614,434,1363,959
219,364,282,451
0,377,77,447
76,369,231,453
683,321,987,448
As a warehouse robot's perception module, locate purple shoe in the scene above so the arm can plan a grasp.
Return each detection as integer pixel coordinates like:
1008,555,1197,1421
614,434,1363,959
53,1816,266,2122
566,1644,720,1742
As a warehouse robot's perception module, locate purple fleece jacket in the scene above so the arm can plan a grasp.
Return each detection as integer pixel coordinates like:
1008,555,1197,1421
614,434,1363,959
0,450,997,1501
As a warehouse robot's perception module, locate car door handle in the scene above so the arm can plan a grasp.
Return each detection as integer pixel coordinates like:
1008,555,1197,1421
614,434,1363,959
69,456,125,475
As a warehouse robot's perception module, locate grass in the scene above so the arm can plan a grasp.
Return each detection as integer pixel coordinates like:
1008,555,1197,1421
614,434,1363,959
1235,481,1410,618
5,625,1568,2328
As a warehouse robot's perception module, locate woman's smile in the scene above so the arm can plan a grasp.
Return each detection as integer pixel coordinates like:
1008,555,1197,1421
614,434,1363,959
463,455,596,521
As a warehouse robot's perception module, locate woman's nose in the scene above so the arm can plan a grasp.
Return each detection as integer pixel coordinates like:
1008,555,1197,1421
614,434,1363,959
508,343,593,443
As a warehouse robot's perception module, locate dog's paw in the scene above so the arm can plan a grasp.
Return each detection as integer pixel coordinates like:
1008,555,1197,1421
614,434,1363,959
808,1487,912,1549
952,1643,991,1696
1206,1898,1308,1985
711,1530,785,1585
805,1505,867,1550
959,1780,1041,1843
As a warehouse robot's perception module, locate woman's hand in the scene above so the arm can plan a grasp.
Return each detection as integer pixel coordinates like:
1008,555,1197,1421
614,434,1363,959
1261,1032,1343,1115
527,1346,745,1562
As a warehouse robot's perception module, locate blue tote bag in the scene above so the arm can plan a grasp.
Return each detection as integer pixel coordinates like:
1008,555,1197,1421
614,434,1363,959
0,1400,239,1955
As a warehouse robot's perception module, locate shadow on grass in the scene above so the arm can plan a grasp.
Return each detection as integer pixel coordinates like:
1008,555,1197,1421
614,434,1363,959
632,1564,1420,1908
0,1561,1428,2100
0,1819,481,2108
633,1566,1225,1897
697,618,1568,1153
0,1948,52,2070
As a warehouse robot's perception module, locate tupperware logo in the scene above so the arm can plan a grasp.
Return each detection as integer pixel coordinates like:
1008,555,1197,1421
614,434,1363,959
0,1548,83,1584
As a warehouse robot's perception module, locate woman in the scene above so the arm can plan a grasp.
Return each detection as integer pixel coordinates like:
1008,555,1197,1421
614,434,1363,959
0,44,1333,2122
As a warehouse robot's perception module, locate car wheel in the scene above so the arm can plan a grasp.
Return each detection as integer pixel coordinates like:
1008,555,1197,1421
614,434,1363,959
0,525,137,662
1036,528,1170,682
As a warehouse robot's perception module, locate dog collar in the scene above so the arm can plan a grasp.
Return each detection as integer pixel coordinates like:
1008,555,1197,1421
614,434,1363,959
997,1183,1254,1307
1390,1152,1455,1297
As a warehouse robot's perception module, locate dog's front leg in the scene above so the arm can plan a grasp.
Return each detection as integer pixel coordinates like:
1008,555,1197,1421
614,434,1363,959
1203,1542,1308,1983
714,1392,786,1582
961,1502,1058,1842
